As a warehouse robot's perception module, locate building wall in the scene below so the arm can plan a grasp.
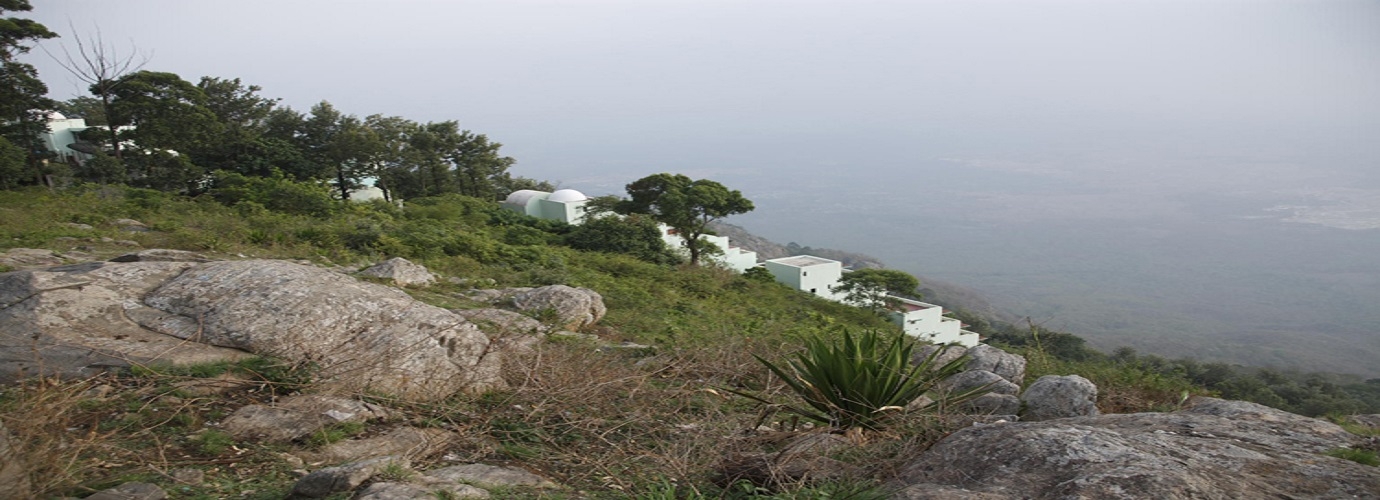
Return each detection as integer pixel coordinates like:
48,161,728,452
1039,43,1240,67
888,296,979,347
537,198,587,224
764,256,844,300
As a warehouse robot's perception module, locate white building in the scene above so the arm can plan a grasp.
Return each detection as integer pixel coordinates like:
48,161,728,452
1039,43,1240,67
501,189,590,224
658,227,759,273
886,296,980,347
763,255,845,301
39,113,136,165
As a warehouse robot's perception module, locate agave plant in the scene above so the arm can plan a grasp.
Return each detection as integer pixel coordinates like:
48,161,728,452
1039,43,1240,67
731,329,987,431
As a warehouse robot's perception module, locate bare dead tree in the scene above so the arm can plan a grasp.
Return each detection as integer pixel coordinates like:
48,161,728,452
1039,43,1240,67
44,25,149,160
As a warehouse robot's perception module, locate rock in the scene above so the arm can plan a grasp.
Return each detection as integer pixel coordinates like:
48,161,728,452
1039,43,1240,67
452,308,547,354
510,285,607,331
778,433,851,457
291,456,409,498
112,218,150,232
913,343,968,368
718,452,862,490
0,248,65,269
140,260,502,400
109,249,210,263
85,482,167,500
61,222,94,230
357,482,491,499
222,395,390,442
940,370,1019,396
964,344,1026,385
112,239,141,247
0,422,30,498
964,393,1022,416
0,262,252,382
171,467,204,486
894,397,1380,499
1020,375,1098,421
1348,414,1380,430
422,463,559,489
357,257,437,287
304,427,454,465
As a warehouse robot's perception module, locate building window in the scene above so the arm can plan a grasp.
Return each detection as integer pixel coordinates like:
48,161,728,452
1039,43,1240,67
803,271,808,276
810,288,817,293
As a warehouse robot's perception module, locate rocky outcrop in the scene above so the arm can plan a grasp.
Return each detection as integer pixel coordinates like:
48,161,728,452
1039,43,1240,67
139,260,502,399
894,397,1380,499
222,395,391,442
1,259,503,401
1020,374,1098,421
357,257,438,287
0,248,66,269
0,261,252,382
916,343,1027,416
109,249,210,263
468,285,606,331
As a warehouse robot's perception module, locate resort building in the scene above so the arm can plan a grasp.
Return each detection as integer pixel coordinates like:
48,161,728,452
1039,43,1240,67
501,189,590,225
885,295,980,347
763,255,845,301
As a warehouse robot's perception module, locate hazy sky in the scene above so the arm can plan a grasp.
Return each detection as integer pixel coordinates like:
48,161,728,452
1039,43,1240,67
24,0,1379,188
21,1,1380,369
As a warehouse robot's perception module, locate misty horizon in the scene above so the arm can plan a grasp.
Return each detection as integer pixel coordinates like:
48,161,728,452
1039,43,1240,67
21,0,1380,374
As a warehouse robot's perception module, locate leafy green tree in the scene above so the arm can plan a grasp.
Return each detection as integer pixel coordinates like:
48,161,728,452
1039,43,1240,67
831,268,921,312
53,96,106,125
193,76,279,173
614,173,754,266
565,213,680,264
0,135,26,189
0,0,57,184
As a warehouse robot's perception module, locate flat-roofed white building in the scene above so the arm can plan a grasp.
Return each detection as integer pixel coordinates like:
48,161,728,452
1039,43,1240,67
887,295,980,347
764,255,844,300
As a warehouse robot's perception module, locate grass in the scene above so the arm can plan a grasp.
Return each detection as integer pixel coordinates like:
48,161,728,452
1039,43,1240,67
0,185,1226,497
1324,448,1379,467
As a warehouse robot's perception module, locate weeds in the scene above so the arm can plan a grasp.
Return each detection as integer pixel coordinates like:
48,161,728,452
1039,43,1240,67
1324,448,1379,466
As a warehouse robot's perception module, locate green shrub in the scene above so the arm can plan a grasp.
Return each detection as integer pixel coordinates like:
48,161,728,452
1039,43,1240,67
729,329,987,431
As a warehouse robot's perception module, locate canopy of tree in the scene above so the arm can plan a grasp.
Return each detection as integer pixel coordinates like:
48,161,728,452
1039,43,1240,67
613,173,754,266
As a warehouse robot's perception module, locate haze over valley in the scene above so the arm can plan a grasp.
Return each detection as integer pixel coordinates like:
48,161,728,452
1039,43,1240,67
29,1,1380,376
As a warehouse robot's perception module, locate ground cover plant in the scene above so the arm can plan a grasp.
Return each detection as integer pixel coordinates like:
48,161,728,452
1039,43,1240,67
7,185,1367,497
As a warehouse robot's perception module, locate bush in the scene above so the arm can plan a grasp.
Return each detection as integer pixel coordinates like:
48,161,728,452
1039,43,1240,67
730,329,986,431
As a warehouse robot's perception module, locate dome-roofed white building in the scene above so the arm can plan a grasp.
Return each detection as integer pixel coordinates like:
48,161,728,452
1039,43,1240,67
500,189,588,224
547,189,588,203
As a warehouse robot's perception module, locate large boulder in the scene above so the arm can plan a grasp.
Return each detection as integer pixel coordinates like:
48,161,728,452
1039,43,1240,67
2,259,503,400
0,248,66,269
1020,375,1098,421
0,262,251,382
222,395,391,442
140,260,502,400
472,285,607,331
357,257,437,287
965,344,1026,385
895,398,1380,499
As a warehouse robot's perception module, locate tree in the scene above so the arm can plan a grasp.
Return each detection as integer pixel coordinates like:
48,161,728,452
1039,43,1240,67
831,268,920,312
565,213,680,264
108,71,221,154
194,76,279,173
614,173,754,266
0,0,57,184
49,25,148,160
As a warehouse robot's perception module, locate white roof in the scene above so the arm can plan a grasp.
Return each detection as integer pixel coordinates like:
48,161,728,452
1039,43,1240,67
767,255,841,267
504,189,549,206
547,189,588,203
